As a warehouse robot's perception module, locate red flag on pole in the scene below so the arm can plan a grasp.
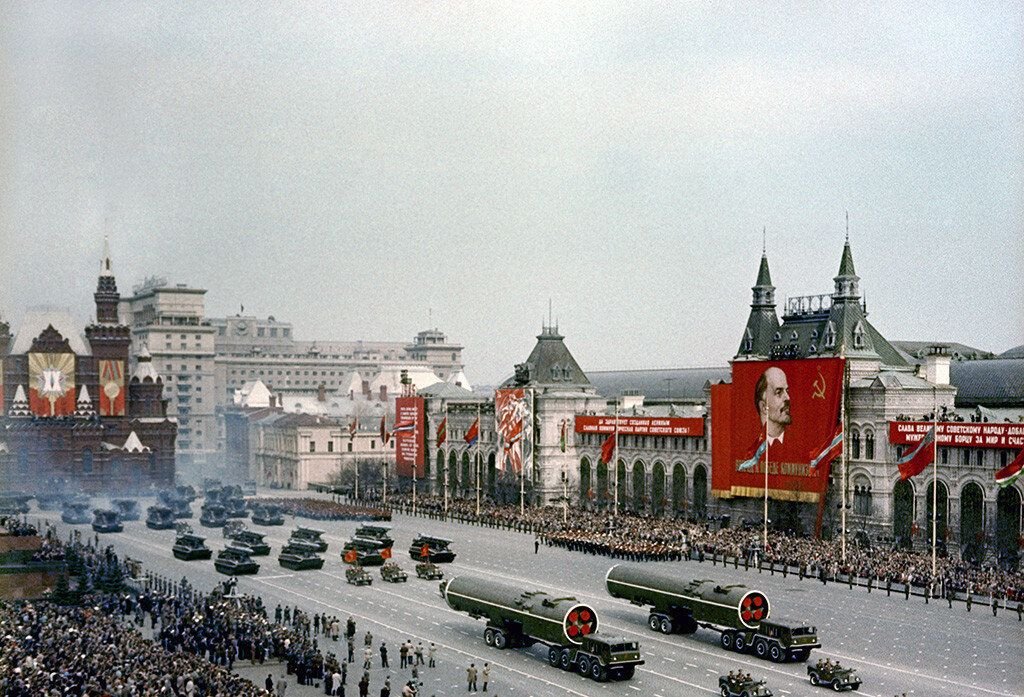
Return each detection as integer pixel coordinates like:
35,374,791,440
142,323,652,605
343,549,357,564
349,418,358,442
379,414,389,445
464,418,479,447
436,417,447,447
420,543,430,559
600,432,616,464
380,547,392,560
897,426,935,480
995,448,1024,488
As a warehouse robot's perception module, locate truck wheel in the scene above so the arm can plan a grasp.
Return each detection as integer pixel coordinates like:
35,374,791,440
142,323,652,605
484,628,495,646
576,656,590,675
754,639,767,658
721,632,734,651
559,649,572,670
493,630,507,649
648,614,662,632
769,644,783,662
590,662,605,681
548,647,560,667
733,635,746,652
659,617,674,634
620,666,635,680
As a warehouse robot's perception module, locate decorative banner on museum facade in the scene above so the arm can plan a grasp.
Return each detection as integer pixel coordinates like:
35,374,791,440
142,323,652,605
394,396,425,477
495,388,532,474
574,415,704,437
28,352,77,417
889,421,1024,450
711,358,845,503
99,359,126,416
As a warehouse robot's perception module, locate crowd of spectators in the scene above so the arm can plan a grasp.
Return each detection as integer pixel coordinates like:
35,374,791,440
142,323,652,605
250,497,390,522
1,515,38,537
385,494,1024,604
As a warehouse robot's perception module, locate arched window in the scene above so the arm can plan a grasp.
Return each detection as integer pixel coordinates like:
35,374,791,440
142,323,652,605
864,431,875,460
851,430,861,459
853,477,872,516
744,328,753,352
853,321,865,349
824,321,836,348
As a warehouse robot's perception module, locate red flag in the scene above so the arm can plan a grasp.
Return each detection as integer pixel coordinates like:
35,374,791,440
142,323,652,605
380,414,389,445
380,547,392,560
420,544,430,559
464,418,479,447
897,426,935,480
436,417,447,447
600,432,616,464
343,549,357,564
995,448,1024,488
349,418,358,441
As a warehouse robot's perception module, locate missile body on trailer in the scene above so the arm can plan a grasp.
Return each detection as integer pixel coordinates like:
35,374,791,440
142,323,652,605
606,564,820,662
440,575,644,681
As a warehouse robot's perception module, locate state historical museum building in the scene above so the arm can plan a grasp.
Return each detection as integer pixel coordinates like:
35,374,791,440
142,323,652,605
0,245,176,493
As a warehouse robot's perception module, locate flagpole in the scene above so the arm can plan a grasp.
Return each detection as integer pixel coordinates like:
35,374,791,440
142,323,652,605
475,403,481,516
931,386,938,577
841,353,848,565
443,401,449,518
763,417,769,552
613,404,620,518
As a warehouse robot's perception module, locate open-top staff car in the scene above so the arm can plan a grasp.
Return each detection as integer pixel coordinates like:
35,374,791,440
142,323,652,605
214,545,260,575
409,535,456,563
278,541,325,570
146,505,176,530
112,499,141,521
345,564,372,586
380,562,408,582
200,503,228,528
289,526,328,553
61,502,92,525
807,661,861,691
173,533,213,560
354,524,394,548
415,561,444,580
719,674,773,697
91,509,123,533
251,504,285,526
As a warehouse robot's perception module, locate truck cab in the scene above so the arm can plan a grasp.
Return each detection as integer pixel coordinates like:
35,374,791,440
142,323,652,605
547,635,644,682
751,619,820,662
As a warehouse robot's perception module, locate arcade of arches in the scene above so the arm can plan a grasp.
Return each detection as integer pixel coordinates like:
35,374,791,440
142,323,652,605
578,457,708,517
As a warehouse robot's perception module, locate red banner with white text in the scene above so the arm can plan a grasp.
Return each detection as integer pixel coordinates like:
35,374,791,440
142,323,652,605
574,415,704,437
889,421,1024,449
394,396,424,477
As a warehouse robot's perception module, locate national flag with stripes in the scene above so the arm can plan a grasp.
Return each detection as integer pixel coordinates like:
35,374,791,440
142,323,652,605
810,425,844,470
995,449,1024,488
436,417,447,447
897,426,935,480
464,418,479,447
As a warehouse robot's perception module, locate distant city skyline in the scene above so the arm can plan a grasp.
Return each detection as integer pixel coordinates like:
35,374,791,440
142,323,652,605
2,3,1021,385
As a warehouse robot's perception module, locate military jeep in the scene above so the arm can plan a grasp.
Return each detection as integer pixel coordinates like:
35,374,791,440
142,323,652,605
807,661,861,691
415,561,444,580
718,674,773,697
346,565,373,586
380,562,408,583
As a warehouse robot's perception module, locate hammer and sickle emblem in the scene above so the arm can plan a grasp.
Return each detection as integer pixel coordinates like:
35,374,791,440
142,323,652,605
811,369,827,400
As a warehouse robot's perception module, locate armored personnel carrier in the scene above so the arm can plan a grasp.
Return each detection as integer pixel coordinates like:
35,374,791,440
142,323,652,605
415,561,444,580
145,505,176,530
91,509,123,533
112,499,141,521
61,502,92,525
289,526,328,553
345,564,373,586
719,674,773,697
173,533,213,561
200,504,228,528
441,575,644,681
380,562,408,583
807,661,861,691
232,529,271,556
278,541,325,571
214,545,260,575
251,504,285,526
606,564,819,662
409,534,456,563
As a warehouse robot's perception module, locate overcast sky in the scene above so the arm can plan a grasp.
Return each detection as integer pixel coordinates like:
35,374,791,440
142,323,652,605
1,2,1021,384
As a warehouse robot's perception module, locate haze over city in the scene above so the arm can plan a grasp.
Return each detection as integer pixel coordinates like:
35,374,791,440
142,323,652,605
2,2,1021,384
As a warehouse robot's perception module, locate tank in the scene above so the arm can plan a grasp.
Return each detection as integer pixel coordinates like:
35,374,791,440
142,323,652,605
112,499,141,521
251,504,285,526
409,534,456,563
224,497,249,518
146,505,176,530
61,502,92,525
441,575,643,681
233,529,271,556
341,538,390,566
278,541,325,571
354,524,394,547
91,509,123,533
200,504,227,528
173,533,213,561
290,526,328,553
606,564,818,662
214,545,260,575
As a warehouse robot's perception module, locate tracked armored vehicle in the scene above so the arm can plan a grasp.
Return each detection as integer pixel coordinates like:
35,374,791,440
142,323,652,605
289,526,328,553
112,499,141,521
173,533,213,561
278,541,325,570
61,502,92,525
214,545,260,575
91,509,123,533
146,505,176,530
409,534,456,563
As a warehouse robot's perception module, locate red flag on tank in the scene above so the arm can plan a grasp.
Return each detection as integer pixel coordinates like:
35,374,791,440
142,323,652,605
343,549,358,564
600,433,616,464
420,544,430,559
380,547,392,560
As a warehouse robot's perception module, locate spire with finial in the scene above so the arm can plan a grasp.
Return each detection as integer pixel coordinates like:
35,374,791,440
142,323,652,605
834,214,860,300
100,235,114,277
753,228,774,305
737,230,780,358
94,236,120,324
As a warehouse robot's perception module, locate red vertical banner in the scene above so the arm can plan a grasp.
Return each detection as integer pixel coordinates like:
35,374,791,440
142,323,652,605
495,388,530,473
394,396,424,477
712,358,845,503
99,359,126,416
28,352,76,417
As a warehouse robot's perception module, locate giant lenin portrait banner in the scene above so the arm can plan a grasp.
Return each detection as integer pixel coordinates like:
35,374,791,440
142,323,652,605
29,352,77,417
711,358,845,503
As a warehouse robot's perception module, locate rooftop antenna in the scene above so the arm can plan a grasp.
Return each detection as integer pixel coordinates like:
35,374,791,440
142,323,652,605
428,307,433,329
762,226,766,255
548,298,553,329
845,210,850,243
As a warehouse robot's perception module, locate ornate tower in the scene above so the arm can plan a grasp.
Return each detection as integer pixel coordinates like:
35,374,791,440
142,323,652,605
736,246,780,359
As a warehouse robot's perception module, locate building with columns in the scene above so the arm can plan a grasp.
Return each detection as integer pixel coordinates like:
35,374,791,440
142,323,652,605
0,243,177,493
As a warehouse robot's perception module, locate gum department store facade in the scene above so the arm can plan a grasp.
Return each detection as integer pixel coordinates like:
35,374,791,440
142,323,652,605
415,241,1022,561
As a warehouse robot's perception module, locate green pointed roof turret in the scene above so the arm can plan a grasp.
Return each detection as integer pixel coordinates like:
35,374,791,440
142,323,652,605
837,240,856,277
756,252,773,287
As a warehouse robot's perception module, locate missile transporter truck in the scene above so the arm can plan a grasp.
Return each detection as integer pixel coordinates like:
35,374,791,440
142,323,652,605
441,575,644,681
606,564,820,662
